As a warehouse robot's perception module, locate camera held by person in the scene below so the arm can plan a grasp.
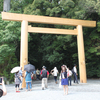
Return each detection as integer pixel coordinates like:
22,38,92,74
0,77,7,98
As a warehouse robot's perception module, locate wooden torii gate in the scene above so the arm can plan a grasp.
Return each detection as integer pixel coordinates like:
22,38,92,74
2,12,96,88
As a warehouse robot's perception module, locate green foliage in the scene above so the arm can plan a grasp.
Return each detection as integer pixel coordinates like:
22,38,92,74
10,0,34,13
0,0,3,11
0,13,20,82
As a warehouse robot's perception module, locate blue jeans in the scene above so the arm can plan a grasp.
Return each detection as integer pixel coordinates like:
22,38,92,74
26,82,32,89
68,77,71,86
54,76,57,82
36,75,40,80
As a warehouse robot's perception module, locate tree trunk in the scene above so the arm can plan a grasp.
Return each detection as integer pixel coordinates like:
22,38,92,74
3,0,11,12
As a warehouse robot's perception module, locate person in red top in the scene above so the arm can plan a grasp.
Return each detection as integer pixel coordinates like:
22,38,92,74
40,66,49,90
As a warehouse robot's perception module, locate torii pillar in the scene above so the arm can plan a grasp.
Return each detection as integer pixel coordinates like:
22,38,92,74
77,25,87,83
20,20,28,88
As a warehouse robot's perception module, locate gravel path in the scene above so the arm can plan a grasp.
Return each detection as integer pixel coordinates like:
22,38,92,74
0,79,100,100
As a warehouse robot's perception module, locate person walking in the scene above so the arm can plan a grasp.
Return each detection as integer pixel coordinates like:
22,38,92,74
19,67,23,90
15,71,21,93
67,68,72,86
51,67,59,84
25,71,32,92
60,65,68,95
0,78,7,97
40,66,49,90
36,69,40,80
73,64,78,84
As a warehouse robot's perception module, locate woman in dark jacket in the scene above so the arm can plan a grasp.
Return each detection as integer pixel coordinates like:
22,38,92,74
60,65,68,95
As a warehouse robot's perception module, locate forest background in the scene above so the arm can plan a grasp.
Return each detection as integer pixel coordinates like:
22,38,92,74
0,0,100,82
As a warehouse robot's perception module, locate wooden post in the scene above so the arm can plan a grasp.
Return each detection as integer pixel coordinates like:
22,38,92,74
77,25,87,83
77,35,82,82
20,20,28,88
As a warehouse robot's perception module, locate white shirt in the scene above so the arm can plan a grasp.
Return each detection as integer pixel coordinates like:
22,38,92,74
73,66,77,74
53,70,58,76
59,73,65,80
62,73,65,79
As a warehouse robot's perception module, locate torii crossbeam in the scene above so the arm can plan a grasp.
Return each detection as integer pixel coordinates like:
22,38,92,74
2,12,96,88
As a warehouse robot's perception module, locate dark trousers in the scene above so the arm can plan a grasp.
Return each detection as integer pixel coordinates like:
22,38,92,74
68,77,71,86
54,76,57,82
73,72,78,83
37,75,40,80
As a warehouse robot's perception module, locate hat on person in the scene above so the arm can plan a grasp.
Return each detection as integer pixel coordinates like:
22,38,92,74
42,66,46,69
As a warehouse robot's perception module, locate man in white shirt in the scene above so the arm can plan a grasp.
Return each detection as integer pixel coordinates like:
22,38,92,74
73,64,78,84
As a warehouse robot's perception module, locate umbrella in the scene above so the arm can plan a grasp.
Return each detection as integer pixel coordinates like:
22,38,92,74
24,64,35,72
11,66,21,73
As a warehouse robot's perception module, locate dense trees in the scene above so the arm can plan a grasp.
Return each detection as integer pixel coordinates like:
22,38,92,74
0,0,100,82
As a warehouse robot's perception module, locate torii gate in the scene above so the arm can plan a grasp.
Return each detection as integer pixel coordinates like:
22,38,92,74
2,12,96,88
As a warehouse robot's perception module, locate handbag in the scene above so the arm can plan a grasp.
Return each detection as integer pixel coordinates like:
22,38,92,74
68,70,72,77
59,81,62,88
31,76,34,79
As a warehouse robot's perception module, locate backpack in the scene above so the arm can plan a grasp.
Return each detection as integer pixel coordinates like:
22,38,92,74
68,70,72,77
